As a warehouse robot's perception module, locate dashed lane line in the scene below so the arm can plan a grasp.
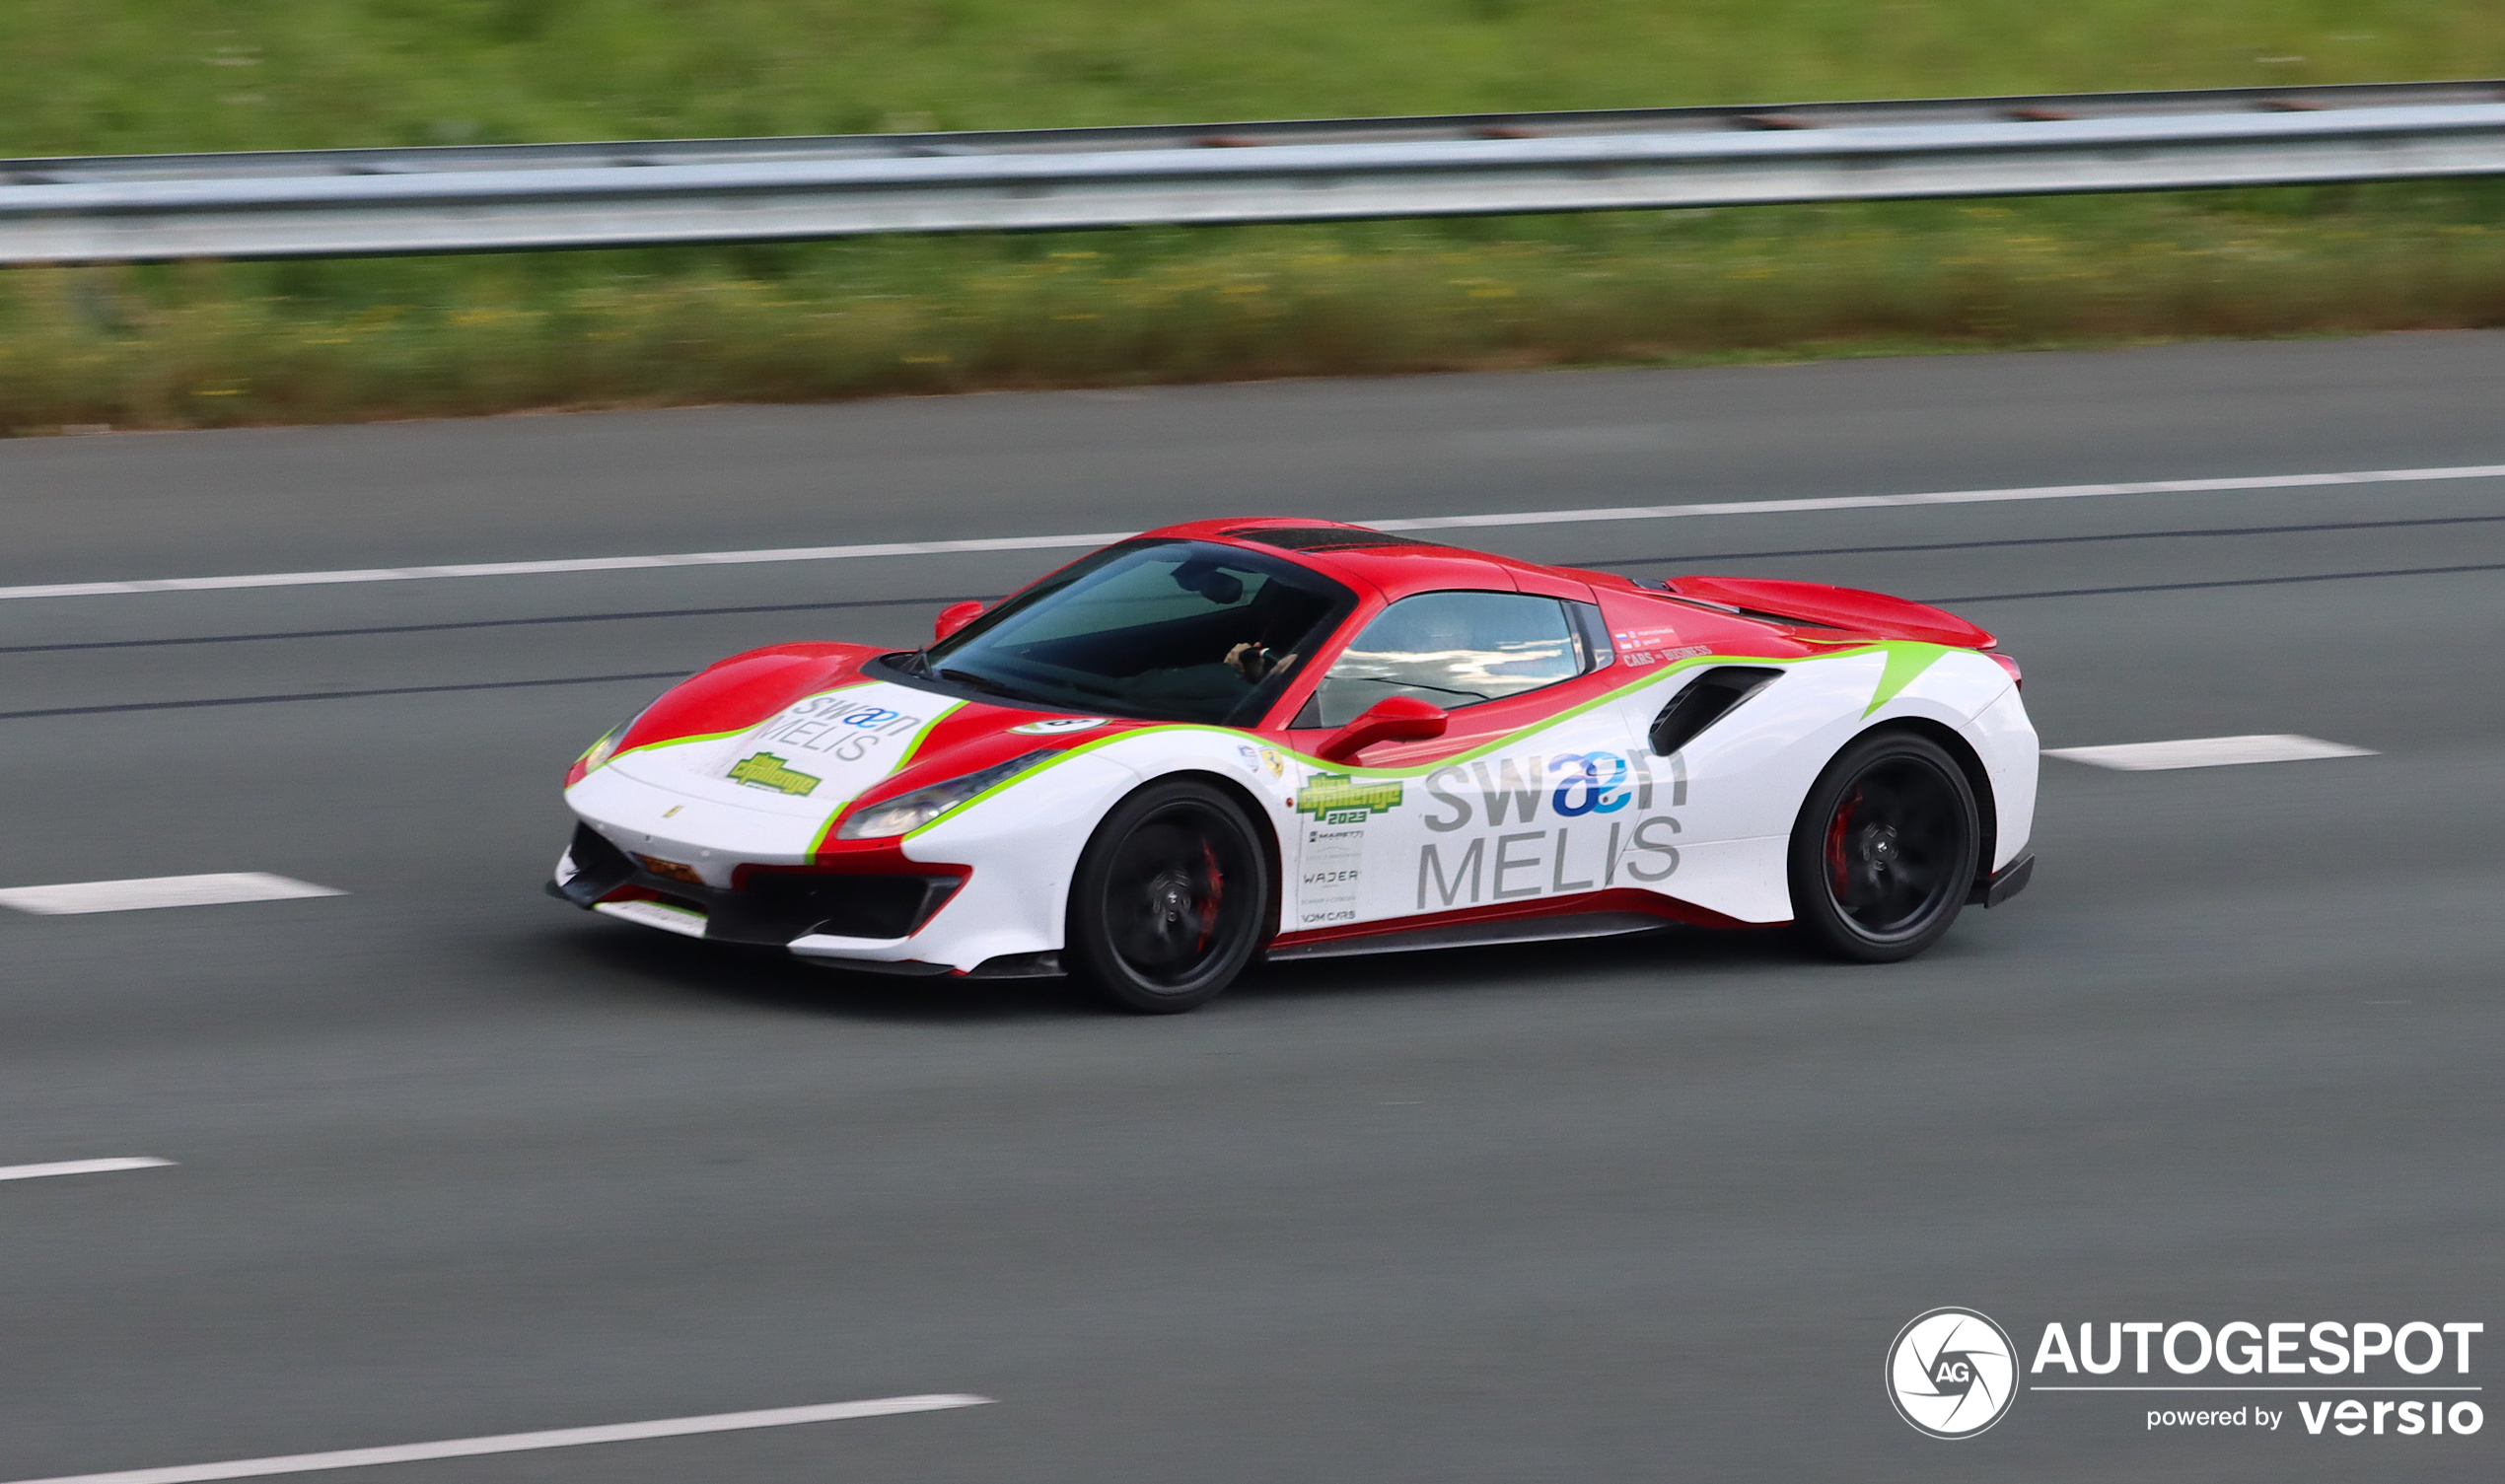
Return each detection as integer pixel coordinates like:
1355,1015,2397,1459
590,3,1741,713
5,461,2502,602
0,1395,994,1484
2044,735,2377,771
0,1158,175,1183
0,874,344,915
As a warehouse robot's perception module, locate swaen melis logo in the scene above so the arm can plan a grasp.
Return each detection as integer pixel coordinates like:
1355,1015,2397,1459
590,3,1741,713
1888,1307,2019,1438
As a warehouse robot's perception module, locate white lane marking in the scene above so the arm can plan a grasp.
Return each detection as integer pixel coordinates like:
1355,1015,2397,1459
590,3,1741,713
0,532,1135,601
6,460,2502,602
0,1158,175,1183
0,874,345,916
2045,735,2377,770
1366,461,2505,531
0,1395,993,1484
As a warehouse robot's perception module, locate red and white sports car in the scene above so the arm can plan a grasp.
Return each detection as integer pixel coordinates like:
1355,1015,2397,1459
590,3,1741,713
552,520,2037,1012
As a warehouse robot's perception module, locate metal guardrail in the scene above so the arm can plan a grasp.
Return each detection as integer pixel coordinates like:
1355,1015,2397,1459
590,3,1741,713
5,81,2503,264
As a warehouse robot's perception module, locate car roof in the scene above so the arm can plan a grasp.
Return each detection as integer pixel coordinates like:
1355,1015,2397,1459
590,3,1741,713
1131,518,1997,650
1141,517,1600,602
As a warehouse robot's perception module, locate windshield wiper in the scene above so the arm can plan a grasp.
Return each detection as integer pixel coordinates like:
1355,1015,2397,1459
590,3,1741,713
936,666,1029,701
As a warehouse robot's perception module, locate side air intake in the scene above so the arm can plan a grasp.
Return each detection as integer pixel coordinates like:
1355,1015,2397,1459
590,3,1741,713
1647,667,1783,757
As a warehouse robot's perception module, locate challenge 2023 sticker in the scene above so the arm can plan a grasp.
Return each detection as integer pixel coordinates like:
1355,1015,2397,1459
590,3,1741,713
1291,772,1403,928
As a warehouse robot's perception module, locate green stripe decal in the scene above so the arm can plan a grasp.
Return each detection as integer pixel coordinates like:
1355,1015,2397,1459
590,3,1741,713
1862,642,1949,718
610,724,751,765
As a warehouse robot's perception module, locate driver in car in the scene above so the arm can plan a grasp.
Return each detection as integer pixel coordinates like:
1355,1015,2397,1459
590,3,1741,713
1223,635,1294,681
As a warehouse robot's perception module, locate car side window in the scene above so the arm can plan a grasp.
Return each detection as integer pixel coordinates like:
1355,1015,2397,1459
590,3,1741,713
1302,590,1584,729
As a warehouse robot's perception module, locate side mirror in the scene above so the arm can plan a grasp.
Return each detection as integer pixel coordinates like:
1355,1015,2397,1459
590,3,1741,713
933,600,986,642
1315,695,1448,762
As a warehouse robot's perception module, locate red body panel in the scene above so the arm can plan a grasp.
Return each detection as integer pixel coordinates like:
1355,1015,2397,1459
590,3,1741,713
616,643,875,759
1657,575,1997,649
1268,886,1758,950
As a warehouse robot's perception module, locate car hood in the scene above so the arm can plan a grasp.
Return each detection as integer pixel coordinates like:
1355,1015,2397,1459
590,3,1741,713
604,675,975,817
589,649,1138,825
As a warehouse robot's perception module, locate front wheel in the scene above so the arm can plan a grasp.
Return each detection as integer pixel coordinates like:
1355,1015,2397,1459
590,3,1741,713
1786,731,1980,963
1065,779,1272,1014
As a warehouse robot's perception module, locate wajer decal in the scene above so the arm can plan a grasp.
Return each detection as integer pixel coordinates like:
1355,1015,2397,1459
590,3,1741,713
1296,823,1368,927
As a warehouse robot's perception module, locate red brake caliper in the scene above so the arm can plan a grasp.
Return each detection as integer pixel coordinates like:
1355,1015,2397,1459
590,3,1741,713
1195,839,1223,953
1825,788,1859,901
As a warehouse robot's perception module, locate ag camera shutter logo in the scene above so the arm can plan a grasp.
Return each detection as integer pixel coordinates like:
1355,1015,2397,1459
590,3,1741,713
1888,1307,2019,1438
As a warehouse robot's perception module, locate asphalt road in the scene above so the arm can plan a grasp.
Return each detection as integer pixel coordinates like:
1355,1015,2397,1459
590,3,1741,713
2,333,2499,1483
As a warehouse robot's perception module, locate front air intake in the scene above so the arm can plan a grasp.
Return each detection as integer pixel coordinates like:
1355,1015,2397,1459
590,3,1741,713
1647,667,1783,756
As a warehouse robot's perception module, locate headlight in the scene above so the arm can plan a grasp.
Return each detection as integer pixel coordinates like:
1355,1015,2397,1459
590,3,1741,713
579,726,627,773
577,698,662,774
837,749,1059,839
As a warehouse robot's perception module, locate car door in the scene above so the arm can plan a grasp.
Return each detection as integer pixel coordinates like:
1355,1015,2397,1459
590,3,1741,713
1271,589,1654,936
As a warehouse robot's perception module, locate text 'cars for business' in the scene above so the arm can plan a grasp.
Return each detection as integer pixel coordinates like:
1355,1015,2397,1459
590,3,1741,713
552,520,2037,1012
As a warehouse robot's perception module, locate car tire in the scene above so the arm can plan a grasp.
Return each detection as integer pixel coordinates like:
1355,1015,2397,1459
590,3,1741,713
1065,778,1272,1014
1786,730,1980,963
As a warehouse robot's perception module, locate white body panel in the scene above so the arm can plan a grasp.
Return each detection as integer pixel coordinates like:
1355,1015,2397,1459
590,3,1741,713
877,749,1145,971
1970,687,2042,871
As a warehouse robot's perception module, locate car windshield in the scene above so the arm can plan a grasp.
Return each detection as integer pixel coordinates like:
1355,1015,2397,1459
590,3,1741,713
909,540,1356,726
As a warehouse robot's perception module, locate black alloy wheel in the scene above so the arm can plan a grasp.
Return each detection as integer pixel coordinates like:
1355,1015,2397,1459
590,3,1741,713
1066,779,1271,1013
1786,730,1981,963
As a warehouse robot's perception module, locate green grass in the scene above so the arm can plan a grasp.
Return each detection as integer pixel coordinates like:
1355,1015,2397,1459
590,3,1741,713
6,2,2505,432
12,1,2502,154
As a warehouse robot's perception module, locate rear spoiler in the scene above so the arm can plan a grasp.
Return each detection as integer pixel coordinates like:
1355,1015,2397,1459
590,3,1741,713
1652,575,1995,649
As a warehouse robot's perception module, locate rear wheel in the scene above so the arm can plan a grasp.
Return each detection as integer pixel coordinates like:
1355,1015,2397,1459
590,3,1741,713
1065,779,1271,1013
1786,731,1979,963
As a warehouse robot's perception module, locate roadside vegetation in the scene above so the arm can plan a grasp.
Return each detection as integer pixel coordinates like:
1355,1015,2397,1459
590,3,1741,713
6,2,2504,432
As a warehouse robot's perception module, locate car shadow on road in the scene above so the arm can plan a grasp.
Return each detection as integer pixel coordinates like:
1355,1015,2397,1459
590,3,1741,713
527,915,1811,1025
529,920,1103,1024
1230,924,1805,1004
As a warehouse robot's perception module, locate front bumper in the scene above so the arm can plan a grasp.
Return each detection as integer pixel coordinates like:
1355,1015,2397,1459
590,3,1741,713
549,822,961,946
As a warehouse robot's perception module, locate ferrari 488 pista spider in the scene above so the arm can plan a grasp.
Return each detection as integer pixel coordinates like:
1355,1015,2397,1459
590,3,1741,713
552,519,2037,1011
